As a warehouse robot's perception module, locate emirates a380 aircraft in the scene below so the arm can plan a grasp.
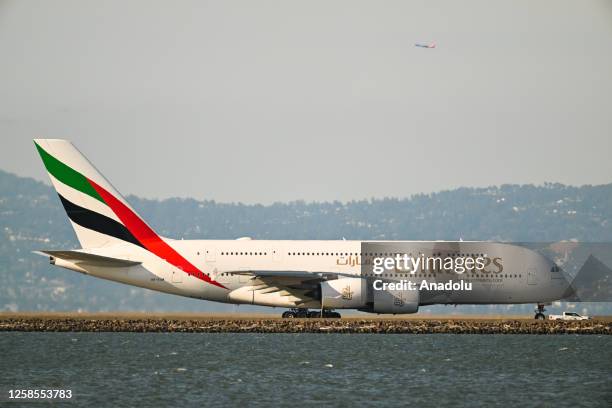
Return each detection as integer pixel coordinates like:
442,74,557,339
34,139,570,318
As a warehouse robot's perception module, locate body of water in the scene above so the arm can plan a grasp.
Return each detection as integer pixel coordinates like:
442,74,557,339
0,333,610,407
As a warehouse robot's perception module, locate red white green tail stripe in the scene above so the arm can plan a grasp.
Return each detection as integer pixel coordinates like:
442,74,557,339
34,139,225,289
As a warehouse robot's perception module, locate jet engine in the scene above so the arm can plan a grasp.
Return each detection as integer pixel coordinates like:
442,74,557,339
369,285,419,314
319,277,420,314
320,278,367,308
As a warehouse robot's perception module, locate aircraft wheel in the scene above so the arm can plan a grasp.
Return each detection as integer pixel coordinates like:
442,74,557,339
534,313,545,320
282,311,296,318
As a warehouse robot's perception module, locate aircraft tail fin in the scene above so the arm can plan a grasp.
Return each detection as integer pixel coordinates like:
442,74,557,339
34,139,155,250
34,139,228,289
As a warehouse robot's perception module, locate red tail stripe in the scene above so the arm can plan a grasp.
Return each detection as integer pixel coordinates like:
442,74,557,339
87,178,226,289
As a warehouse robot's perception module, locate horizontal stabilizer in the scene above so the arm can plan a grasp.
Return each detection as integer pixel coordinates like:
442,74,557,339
34,250,141,268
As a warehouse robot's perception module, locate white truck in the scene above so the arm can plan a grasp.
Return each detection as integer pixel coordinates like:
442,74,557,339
548,312,590,321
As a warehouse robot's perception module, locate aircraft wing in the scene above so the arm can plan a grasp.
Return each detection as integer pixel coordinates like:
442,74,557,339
227,270,355,282
225,270,356,294
34,250,142,268
224,270,347,304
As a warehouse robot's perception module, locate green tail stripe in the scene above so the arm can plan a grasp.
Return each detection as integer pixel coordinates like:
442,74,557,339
34,142,105,204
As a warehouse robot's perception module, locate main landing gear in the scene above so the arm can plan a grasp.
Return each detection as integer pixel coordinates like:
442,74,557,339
281,308,341,318
534,303,546,320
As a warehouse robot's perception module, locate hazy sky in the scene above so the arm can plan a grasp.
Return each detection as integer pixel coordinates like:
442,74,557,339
1,0,611,203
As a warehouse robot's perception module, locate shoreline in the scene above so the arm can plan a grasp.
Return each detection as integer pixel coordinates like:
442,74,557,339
0,314,610,334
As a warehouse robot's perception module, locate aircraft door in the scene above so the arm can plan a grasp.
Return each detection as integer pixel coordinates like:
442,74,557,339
205,248,216,263
272,249,281,262
171,268,183,283
527,267,537,285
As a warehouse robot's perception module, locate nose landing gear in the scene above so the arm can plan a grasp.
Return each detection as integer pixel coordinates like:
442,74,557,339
281,308,341,318
534,303,546,320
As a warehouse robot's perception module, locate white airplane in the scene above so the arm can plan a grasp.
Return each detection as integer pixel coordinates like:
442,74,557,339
34,139,571,318
415,42,436,49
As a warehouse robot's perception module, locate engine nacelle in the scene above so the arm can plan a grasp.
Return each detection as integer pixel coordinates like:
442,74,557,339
320,278,367,309
370,286,419,314
320,278,420,314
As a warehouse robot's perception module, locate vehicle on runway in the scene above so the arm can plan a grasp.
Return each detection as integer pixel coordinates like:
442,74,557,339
34,139,572,319
548,312,590,321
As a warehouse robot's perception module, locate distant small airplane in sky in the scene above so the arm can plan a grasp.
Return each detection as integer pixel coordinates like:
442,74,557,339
415,42,436,49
